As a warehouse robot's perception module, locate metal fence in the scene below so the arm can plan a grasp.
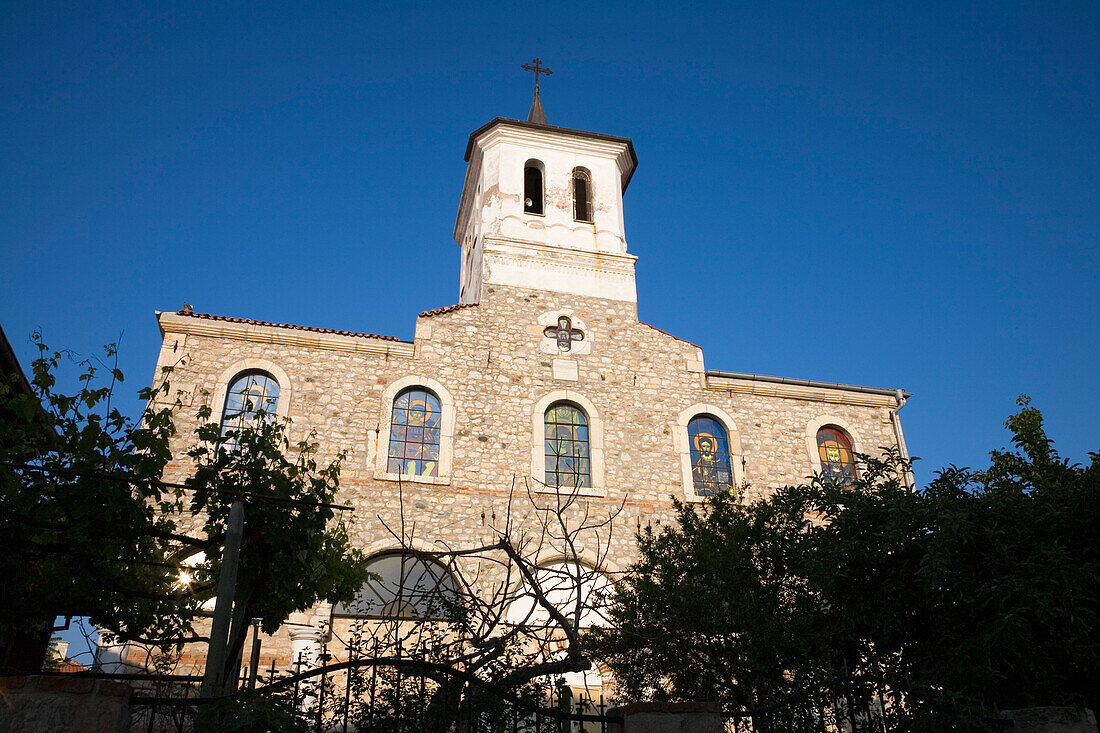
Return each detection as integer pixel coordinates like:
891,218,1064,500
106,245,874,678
720,677,1012,733
115,656,620,733
273,654,617,733
14,667,1015,733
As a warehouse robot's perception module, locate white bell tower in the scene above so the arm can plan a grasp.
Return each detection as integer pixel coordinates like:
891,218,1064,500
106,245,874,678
453,75,639,305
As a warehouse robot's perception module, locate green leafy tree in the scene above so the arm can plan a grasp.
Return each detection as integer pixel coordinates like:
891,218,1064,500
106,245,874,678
586,400,1100,721
0,337,200,663
203,690,311,733
0,336,368,676
186,404,369,683
905,398,1100,712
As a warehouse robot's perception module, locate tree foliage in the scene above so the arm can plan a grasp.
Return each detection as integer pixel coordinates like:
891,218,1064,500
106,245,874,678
186,403,369,679
0,337,192,646
586,399,1100,718
0,336,368,673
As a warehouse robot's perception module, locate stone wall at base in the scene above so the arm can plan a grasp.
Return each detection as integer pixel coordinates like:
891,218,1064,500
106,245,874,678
605,701,723,733
0,675,131,733
1000,707,1098,733
604,703,1099,733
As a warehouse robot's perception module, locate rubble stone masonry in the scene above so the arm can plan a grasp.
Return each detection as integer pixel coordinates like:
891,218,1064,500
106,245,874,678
149,282,906,672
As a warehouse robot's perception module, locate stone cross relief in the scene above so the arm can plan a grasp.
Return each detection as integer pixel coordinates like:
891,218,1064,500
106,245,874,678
544,316,584,352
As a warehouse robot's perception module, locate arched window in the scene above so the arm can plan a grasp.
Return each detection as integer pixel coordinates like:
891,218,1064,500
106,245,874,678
687,415,734,497
572,167,592,222
544,402,590,488
817,426,857,485
388,387,442,477
505,560,611,629
333,553,458,620
524,160,544,215
219,370,279,437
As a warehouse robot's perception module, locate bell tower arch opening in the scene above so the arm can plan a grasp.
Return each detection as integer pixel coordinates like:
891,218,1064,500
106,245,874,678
524,159,545,215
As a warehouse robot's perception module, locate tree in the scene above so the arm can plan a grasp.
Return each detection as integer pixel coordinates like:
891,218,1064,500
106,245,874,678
582,476,843,711
185,402,369,686
0,336,368,677
309,477,623,732
0,337,193,668
586,400,1100,721
904,398,1100,712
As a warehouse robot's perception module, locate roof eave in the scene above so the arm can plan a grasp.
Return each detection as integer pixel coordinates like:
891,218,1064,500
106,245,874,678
0,324,34,397
463,118,638,190
705,369,911,400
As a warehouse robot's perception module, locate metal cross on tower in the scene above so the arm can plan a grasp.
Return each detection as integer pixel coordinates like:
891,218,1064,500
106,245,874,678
521,58,553,92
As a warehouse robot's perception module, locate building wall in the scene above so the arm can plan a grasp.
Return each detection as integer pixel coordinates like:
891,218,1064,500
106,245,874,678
135,111,913,692
153,282,902,640
0,676,132,733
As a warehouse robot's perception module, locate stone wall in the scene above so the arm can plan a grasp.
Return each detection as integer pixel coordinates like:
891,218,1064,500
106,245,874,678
0,675,131,733
606,701,724,733
999,708,1098,732
146,282,907,673
602,703,1099,733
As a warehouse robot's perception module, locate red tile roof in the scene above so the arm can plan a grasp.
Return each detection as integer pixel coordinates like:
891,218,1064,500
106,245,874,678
173,310,404,341
418,303,479,318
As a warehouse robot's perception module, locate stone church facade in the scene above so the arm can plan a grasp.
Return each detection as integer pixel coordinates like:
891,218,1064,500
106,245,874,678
147,102,911,685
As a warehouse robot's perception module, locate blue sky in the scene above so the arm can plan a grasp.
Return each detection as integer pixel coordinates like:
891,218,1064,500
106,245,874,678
2,0,1097,493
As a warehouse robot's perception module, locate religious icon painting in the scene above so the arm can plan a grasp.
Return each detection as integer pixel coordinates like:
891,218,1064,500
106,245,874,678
817,426,856,486
544,402,591,488
388,387,442,477
687,415,734,497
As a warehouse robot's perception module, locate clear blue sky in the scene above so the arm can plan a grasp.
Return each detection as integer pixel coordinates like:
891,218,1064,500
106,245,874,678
2,0,1097,491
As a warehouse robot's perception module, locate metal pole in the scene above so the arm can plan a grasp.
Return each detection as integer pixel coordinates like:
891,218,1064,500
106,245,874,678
294,652,304,709
316,638,328,733
248,620,262,689
200,498,245,697
226,602,248,693
342,637,357,733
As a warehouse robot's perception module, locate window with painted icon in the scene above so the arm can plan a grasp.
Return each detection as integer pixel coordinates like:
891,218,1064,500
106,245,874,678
388,387,442,477
544,402,590,488
688,415,734,497
817,426,857,485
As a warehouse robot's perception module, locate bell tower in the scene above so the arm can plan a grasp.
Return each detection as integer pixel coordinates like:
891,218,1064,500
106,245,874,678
453,68,639,305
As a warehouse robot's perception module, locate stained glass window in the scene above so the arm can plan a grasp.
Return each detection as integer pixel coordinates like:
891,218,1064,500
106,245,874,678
543,315,584,352
544,402,590,488
332,553,457,619
572,168,592,222
687,415,734,497
388,387,442,477
220,371,280,440
817,426,857,485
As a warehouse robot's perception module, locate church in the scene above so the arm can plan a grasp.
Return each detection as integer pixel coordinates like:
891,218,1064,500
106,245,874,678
146,74,912,692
